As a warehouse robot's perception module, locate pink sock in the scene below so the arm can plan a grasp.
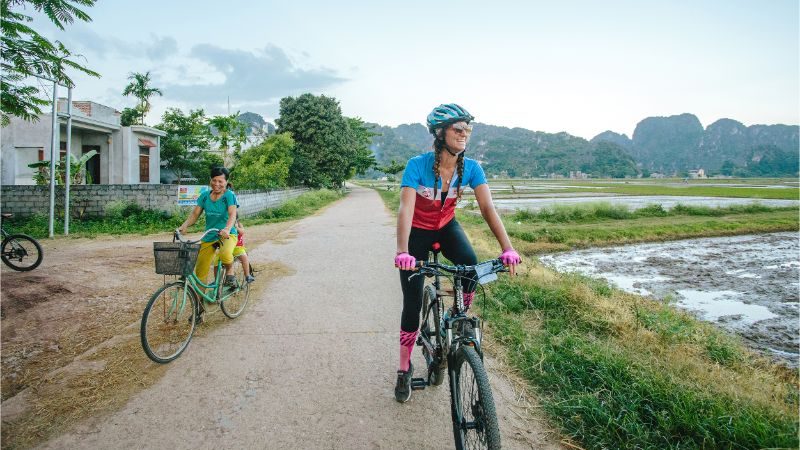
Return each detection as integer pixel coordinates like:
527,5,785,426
463,292,475,310
398,329,418,372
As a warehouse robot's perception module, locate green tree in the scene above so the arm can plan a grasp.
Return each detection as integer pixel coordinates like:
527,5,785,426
120,106,141,126
193,152,224,184
207,113,247,165
1,0,100,126
122,71,162,125
232,133,294,190
155,108,213,182
376,160,405,177
720,160,736,176
276,93,358,188
345,117,377,178
581,142,639,178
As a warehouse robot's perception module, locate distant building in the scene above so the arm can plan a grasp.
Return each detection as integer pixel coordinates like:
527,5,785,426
569,170,589,179
1,99,165,185
649,172,666,178
688,169,706,179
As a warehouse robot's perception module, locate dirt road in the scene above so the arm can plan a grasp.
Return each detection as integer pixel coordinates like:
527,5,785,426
34,185,561,449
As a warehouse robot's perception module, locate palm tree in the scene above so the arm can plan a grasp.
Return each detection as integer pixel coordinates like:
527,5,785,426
122,71,162,125
207,113,247,165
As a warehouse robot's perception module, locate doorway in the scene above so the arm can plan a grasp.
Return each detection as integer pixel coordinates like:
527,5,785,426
82,145,101,184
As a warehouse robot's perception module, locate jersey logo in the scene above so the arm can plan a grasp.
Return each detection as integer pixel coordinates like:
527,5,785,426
418,186,434,200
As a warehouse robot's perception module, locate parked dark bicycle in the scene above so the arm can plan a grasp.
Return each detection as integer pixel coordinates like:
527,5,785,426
1,213,43,271
410,243,508,450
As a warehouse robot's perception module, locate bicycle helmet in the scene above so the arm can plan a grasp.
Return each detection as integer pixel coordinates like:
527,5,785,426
426,103,474,134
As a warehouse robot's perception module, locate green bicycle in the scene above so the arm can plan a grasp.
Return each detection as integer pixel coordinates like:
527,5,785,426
140,228,252,363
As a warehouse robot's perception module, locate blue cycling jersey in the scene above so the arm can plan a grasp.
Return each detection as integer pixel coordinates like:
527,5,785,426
400,152,487,230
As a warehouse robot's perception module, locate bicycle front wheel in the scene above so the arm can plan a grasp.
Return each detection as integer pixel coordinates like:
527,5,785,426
1,234,43,271
221,256,250,319
141,281,197,363
449,346,501,450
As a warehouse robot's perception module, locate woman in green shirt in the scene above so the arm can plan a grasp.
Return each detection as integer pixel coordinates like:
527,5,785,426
178,166,238,288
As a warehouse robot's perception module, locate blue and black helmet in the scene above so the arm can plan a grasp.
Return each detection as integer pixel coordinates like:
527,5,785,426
426,103,474,134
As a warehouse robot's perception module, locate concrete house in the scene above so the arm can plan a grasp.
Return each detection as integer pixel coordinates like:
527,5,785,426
688,169,706,179
1,99,166,185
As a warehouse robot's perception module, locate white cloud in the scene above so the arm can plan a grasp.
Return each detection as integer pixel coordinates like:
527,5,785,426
162,44,347,105
60,25,178,62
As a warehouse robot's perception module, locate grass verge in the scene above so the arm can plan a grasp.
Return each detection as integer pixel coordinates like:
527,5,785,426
247,188,344,224
4,189,345,239
371,186,799,449
567,182,800,200
480,270,797,449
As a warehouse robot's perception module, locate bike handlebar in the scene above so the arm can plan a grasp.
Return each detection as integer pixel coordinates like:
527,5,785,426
174,228,221,244
413,258,509,278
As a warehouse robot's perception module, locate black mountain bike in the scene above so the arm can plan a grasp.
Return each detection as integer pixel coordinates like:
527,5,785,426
410,244,508,450
1,213,43,271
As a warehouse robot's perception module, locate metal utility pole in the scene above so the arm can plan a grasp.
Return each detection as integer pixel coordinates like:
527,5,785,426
48,82,59,238
63,86,73,235
29,73,70,238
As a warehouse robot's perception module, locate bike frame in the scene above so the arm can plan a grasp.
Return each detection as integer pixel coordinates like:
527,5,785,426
166,230,239,318
184,256,236,304
430,252,484,358
417,251,487,386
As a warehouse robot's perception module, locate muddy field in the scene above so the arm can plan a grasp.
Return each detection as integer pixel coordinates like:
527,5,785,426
540,232,800,367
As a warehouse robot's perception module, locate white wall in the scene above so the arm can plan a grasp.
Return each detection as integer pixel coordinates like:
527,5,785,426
1,115,51,185
13,147,41,184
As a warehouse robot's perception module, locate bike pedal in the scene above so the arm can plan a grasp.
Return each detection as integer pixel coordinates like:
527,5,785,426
410,378,428,390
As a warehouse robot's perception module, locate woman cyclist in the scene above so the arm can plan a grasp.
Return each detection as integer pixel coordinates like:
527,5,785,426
178,166,238,321
393,103,521,403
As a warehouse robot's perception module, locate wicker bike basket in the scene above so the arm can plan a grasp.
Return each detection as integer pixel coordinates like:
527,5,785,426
153,242,201,276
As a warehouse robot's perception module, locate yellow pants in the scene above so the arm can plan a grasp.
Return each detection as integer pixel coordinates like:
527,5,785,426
194,235,238,281
211,245,246,266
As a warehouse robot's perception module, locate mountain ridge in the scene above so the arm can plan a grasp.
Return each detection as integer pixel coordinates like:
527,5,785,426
368,113,798,177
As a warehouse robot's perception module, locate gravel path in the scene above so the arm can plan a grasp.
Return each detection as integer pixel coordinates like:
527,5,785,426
39,185,561,449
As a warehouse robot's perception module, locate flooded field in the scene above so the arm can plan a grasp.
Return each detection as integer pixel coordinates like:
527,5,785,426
539,232,800,367
490,196,800,212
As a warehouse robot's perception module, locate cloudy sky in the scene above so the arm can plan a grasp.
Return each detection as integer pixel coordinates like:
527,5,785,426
28,0,800,139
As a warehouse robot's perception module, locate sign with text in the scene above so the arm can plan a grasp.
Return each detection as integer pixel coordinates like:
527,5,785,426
177,185,209,206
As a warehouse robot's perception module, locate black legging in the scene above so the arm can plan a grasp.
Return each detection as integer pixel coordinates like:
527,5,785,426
399,219,477,332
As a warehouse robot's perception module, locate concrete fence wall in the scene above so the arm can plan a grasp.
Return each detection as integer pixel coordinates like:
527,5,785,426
0,185,308,218
235,188,308,217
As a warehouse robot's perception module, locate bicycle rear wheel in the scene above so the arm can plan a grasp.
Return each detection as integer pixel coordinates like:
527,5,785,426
449,346,501,450
141,281,197,363
221,256,250,319
1,234,43,271
421,284,445,386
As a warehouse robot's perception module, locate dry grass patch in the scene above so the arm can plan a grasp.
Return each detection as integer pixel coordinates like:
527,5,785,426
1,221,296,450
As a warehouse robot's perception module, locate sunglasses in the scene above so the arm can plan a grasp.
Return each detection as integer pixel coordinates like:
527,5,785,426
450,123,473,135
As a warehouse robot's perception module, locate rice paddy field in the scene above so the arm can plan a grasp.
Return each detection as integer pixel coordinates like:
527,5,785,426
363,176,799,449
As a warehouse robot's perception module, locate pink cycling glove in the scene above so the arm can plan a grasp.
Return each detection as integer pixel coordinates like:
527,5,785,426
394,252,416,271
499,248,521,265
